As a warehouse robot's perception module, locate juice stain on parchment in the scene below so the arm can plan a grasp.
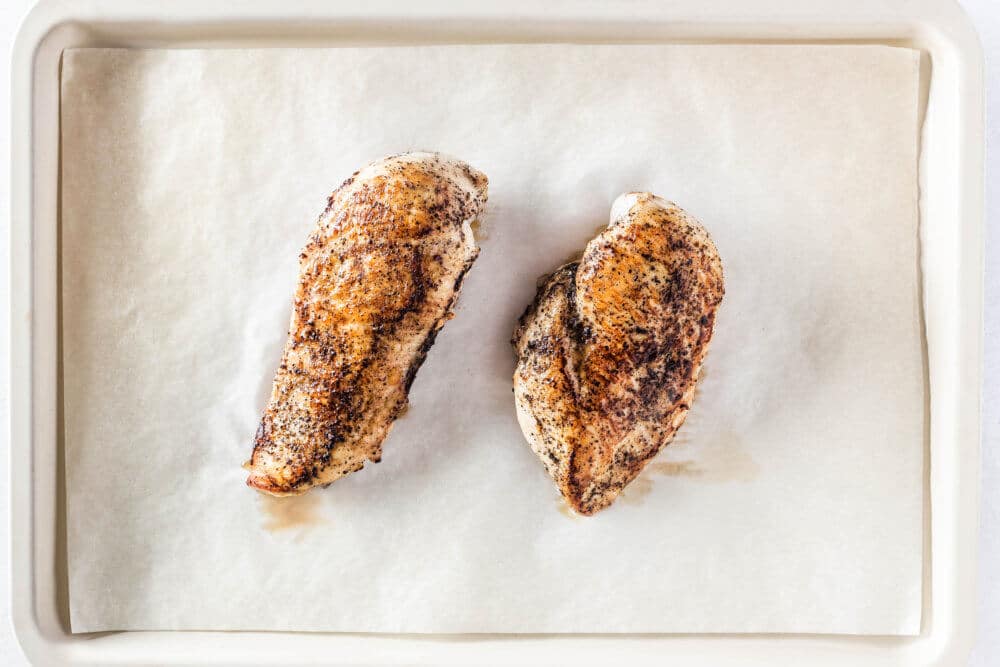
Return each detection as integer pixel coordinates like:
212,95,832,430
556,499,582,520
470,218,490,242
549,345,756,514
618,441,759,508
259,493,328,538
647,460,704,478
556,449,742,514
613,364,761,509
619,476,656,506
630,428,760,496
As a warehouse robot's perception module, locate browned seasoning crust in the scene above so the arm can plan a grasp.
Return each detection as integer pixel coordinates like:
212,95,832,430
246,153,488,496
512,193,724,515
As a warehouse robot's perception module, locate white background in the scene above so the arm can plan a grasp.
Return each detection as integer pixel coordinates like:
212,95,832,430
1,0,996,663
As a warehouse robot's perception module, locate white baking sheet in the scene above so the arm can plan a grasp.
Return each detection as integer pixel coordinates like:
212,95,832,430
60,44,923,635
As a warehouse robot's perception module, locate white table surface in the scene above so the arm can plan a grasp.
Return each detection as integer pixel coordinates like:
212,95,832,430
1,1,997,664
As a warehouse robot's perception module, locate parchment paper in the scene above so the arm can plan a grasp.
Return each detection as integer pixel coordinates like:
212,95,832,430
61,45,924,635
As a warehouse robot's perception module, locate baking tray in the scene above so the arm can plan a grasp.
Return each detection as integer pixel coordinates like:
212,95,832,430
9,0,984,664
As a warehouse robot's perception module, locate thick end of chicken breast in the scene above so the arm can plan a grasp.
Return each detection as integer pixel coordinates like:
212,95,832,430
513,193,724,515
246,152,488,496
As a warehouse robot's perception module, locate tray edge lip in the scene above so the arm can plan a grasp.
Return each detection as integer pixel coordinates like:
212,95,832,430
7,0,985,664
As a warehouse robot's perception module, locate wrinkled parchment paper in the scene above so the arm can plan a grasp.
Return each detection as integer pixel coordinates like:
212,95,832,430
61,45,923,634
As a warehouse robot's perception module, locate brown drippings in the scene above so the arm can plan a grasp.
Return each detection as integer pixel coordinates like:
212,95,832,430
692,437,760,483
619,476,654,505
649,427,760,484
260,493,327,535
668,431,693,449
470,218,489,241
691,366,709,404
618,423,761,508
647,460,703,478
557,500,581,519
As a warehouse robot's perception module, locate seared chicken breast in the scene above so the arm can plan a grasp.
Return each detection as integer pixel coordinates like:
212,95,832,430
247,153,488,495
512,193,723,515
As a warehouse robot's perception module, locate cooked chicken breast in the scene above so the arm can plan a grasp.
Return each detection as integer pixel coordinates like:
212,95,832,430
512,193,723,515
246,152,488,495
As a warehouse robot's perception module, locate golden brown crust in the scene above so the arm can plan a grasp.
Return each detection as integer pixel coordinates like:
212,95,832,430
246,153,488,495
512,193,724,515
